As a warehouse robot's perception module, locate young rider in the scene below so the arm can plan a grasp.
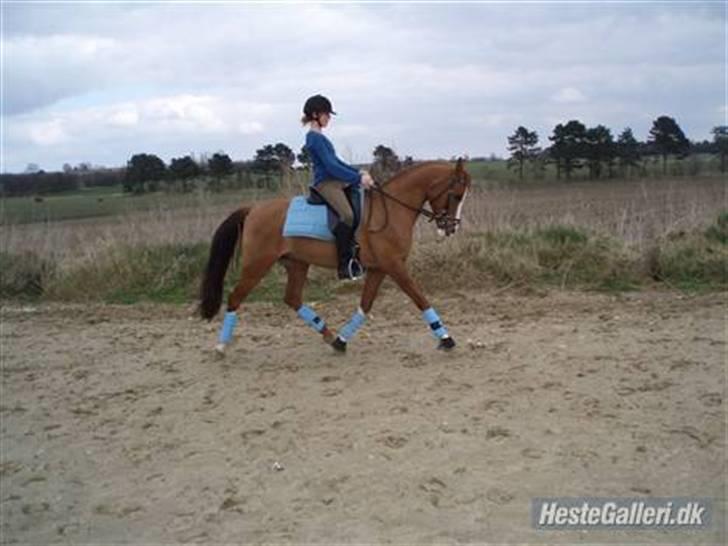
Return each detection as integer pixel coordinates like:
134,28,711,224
301,94,375,280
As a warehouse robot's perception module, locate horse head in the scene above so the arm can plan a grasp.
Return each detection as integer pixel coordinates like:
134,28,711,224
426,157,471,236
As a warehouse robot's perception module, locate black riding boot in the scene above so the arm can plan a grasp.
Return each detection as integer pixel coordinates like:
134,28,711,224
333,223,365,280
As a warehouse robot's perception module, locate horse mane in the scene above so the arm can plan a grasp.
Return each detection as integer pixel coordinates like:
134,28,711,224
381,161,453,187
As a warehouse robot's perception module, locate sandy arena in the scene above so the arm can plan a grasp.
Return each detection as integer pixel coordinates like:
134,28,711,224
1,289,725,544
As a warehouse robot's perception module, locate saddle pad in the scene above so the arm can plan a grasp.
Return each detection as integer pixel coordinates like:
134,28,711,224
282,196,335,241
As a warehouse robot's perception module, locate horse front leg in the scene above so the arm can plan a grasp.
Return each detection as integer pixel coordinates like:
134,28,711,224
385,260,455,350
331,268,386,353
283,259,336,345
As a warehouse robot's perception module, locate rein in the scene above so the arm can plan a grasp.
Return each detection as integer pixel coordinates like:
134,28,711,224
366,172,464,234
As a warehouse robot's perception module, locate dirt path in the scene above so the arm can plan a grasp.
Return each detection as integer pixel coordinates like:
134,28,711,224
1,290,725,544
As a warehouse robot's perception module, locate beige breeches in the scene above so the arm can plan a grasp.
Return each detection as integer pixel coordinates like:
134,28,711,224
316,180,355,227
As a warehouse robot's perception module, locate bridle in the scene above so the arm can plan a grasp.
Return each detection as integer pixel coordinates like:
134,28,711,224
367,170,469,235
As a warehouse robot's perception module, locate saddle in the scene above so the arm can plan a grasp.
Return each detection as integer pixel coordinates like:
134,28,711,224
282,186,364,241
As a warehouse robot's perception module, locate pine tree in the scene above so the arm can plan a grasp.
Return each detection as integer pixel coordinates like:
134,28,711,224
124,153,166,194
648,116,690,175
616,128,641,177
549,120,586,180
507,126,540,180
584,125,615,179
711,126,728,173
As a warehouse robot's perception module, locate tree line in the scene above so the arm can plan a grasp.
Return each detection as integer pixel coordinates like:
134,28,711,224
507,116,728,181
0,164,125,198
2,114,726,197
0,145,300,197
1,141,410,197
123,143,324,194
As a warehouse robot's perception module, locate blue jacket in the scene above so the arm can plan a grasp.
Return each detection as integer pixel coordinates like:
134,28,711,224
305,130,362,187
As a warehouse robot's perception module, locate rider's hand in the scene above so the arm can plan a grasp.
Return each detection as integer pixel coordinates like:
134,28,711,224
360,171,375,189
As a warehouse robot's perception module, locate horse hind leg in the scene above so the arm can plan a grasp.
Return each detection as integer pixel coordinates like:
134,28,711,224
283,259,335,345
215,253,278,355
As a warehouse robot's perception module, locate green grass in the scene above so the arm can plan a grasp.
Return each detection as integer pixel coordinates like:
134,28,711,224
3,222,725,304
4,241,334,306
0,184,276,225
43,242,207,303
410,223,723,293
705,211,728,244
1,169,313,225
652,235,727,292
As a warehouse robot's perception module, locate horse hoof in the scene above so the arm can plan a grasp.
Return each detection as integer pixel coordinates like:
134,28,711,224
214,343,226,357
331,337,347,353
438,337,456,351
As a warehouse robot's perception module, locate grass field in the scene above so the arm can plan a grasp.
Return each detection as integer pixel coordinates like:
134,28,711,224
3,156,721,225
1,167,725,303
0,184,278,225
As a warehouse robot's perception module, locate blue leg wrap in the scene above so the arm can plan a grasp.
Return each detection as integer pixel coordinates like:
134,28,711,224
338,308,367,342
422,307,449,339
218,311,239,344
297,305,326,333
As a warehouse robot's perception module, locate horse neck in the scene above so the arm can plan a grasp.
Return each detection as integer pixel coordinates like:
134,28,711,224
382,164,446,213
366,164,448,238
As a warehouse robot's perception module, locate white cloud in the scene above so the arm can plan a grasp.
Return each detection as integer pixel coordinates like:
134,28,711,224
5,93,274,169
480,114,511,128
3,33,120,114
552,87,587,104
29,94,269,136
140,96,227,132
27,119,68,146
332,124,369,137
238,121,265,135
1,2,723,171
108,106,139,127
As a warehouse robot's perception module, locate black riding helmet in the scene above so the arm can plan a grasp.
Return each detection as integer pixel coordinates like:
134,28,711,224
303,94,337,118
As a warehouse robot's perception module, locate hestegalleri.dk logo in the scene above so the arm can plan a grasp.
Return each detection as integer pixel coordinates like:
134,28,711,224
532,497,712,530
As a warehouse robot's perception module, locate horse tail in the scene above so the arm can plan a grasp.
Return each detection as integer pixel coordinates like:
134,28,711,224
199,207,250,320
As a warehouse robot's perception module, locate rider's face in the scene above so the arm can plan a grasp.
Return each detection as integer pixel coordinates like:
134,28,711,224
316,112,331,128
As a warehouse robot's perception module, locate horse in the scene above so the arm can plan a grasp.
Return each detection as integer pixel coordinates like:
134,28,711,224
199,158,471,355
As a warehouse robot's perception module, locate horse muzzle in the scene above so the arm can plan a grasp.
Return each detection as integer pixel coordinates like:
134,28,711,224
435,215,461,236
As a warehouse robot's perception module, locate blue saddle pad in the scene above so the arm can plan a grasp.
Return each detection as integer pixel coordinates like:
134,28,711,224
282,187,364,242
282,196,335,241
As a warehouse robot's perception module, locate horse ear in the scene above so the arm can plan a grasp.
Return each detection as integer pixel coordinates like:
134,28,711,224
455,157,464,173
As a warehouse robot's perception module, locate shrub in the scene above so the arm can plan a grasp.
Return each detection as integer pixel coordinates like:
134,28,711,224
46,242,335,304
411,226,639,291
0,251,55,298
48,243,210,303
705,211,728,244
654,234,727,290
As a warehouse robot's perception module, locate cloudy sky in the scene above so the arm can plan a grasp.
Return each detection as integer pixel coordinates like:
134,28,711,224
2,1,725,173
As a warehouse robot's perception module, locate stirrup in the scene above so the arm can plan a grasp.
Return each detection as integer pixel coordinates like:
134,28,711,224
338,258,365,281
348,258,366,280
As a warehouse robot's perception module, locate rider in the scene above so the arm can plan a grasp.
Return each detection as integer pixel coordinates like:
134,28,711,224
301,94,375,280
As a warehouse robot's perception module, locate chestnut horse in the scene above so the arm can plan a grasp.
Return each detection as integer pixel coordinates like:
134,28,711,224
199,159,471,355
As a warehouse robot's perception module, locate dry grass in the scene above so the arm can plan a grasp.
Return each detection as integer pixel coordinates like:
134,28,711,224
459,177,725,245
1,176,725,301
